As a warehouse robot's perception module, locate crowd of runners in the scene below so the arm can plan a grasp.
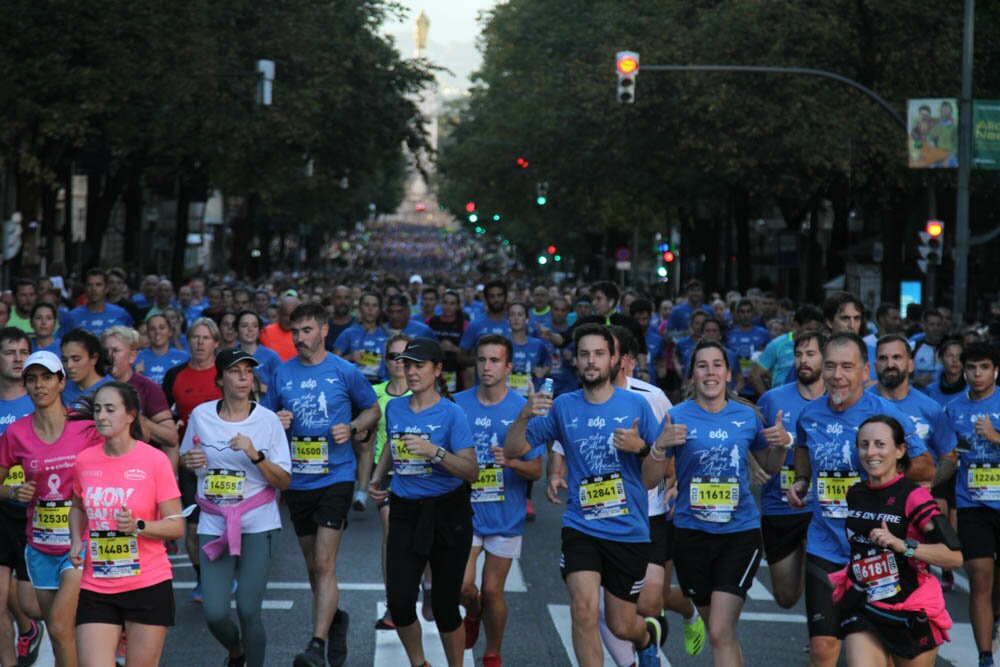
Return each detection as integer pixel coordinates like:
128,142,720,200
0,221,992,666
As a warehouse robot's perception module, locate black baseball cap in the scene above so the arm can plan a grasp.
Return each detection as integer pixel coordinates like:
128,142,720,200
395,337,443,363
215,348,260,373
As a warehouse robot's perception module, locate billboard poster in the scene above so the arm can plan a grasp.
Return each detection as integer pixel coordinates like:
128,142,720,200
973,100,1000,170
908,98,959,168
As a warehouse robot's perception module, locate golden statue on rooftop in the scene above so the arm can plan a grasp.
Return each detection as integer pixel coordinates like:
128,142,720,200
415,11,429,51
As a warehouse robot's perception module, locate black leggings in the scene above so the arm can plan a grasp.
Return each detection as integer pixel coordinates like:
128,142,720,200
386,486,472,633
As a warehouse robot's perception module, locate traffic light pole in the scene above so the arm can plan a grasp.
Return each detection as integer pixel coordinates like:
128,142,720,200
637,64,906,131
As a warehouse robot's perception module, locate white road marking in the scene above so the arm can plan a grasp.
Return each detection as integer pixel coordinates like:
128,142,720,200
547,604,671,667
474,552,527,593
741,612,807,623
374,602,474,666
231,600,294,610
746,578,773,601
938,622,980,666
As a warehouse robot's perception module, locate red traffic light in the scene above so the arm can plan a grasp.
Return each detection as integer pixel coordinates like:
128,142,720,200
516,157,530,169
465,202,476,213
926,220,944,238
662,251,675,263
616,54,639,76
547,245,557,255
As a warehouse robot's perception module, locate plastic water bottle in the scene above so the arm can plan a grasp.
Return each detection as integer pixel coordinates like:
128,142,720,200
540,377,554,396
192,436,206,480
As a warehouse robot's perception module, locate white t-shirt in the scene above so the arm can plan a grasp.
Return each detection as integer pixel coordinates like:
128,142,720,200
180,401,292,536
551,378,673,516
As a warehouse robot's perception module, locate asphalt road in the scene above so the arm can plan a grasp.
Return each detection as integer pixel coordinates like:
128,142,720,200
28,487,981,666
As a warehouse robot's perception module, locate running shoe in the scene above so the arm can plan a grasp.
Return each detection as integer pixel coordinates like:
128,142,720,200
352,489,367,512
980,654,995,667
525,499,536,522
463,612,481,649
115,631,127,667
293,639,325,667
190,584,204,604
375,608,395,630
656,612,668,646
684,614,706,656
637,617,661,667
421,585,434,622
941,569,954,592
482,654,502,667
16,620,43,667
328,608,349,667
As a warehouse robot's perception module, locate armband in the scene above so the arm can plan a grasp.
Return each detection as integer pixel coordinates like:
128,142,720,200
927,514,963,551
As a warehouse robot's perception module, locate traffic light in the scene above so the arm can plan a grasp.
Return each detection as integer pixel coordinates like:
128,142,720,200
536,182,549,206
2,213,22,261
547,245,557,255
657,243,675,281
465,202,476,213
492,214,501,222
917,219,945,273
616,51,639,104
468,213,479,223
516,157,529,169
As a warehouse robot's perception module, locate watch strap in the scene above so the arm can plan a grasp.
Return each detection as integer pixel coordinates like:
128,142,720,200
252,450,266,465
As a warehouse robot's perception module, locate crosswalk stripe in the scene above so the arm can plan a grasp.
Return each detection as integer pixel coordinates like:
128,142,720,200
938,622,980,666
546,604,671,667
231,599,294,610
374,602,475,666
746,578,773,601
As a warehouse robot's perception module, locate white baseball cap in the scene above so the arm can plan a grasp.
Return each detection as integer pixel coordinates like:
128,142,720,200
409,274,423,284
22,350,64,377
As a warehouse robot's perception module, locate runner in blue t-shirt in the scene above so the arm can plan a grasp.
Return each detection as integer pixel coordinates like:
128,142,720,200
504,323,669,667
454,334,542,663
0,329,44,663
943,342,1000,663
786,332,933,666
262,303,380,667
368,337,479,667
755,331,825,610
234,310,281,395
726,299,771,400
506,303,549,397
333,293,390,383
135,313,190,386
659,339,791,666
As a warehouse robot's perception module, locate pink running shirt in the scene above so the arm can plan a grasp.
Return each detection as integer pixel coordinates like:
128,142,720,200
0,417,102,555
73,441,180,593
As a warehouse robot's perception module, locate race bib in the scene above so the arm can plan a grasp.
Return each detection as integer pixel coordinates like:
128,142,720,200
968,463,1000,502
32,500,71,546
817,470,860,519
579,472,628,520
508,373,530,397
852,551,900,602
471,464,504,503
390,433,432,476
203,469,246,503
291,435,329,475
3,465,24,487
739,357,753,373
360,351,382,376
442,371,458,393
90,530,140,578
690,475,738,523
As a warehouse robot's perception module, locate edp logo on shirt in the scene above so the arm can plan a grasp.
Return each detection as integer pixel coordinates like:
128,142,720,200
709,429,728,440
587,417,606,429
300,379,317,390
475,417,492,428
826,423,844,436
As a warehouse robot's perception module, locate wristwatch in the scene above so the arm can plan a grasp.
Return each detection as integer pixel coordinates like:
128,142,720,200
430,447,446,464
252,450,266,465
902,537,919,558
136,519,146,535
638,443,651,458
350,425,358,437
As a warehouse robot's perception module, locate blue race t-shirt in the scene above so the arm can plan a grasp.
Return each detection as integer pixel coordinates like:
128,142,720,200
459,317,512,350
727,326,771,394
135,347,190,386
65,303,134,336
63,376,113,409
866,386,957,462
669,400,766,533
756,382,817,516
525,388,660,542
264,352,377,490
796,391,927,564
529,308,553,332
756,333,795,389
244,344,282,390
666,302,713,332
510,336,549,397
384,396,474,500
31,337,62,356
333,324,390,382
945,389,1000,510
454,389,541,537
